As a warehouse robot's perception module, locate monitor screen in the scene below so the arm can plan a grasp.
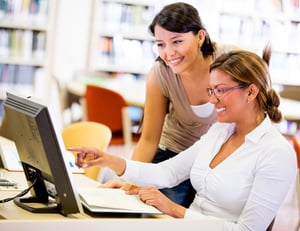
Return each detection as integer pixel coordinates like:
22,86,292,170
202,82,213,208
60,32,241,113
1,92,83,216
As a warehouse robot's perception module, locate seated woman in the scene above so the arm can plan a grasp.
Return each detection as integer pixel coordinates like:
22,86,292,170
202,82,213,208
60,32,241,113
70,47,297,230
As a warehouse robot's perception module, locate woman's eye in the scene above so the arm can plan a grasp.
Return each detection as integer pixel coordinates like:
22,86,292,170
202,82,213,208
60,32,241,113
173,40,182,45
215,89,223,94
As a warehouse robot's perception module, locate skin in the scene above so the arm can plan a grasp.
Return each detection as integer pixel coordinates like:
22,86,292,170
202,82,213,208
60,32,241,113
208,70,265,168
69,70,266,218
131,25,212,162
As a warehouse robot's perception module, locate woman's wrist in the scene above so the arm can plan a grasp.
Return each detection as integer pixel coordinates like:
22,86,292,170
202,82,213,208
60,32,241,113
169,203,186,218
108,155,126,176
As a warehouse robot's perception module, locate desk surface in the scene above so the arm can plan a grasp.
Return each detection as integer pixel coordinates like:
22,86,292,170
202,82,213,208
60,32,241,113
0,170,223,231
0,217,222,231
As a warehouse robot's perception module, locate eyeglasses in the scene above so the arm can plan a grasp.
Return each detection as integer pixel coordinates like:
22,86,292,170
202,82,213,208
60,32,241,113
207,85,245,97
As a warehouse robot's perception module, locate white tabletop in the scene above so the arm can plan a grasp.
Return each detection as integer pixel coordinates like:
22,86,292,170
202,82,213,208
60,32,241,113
0,169,224,231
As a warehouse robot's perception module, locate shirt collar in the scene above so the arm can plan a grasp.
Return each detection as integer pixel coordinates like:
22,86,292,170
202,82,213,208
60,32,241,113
245,115,273,143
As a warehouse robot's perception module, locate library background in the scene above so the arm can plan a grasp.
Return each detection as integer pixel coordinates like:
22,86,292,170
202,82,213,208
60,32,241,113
0,0,300,133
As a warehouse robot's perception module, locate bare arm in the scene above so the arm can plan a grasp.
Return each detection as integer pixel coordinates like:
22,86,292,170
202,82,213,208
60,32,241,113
131,68,168,162
68,147,126,176
127,186,187,218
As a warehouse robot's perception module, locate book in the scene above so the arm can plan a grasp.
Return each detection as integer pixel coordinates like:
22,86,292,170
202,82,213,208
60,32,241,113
78,187,162,214
0,136,23,171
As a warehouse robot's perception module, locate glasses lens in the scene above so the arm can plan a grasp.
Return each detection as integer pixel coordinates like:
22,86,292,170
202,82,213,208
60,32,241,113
214,88,224,97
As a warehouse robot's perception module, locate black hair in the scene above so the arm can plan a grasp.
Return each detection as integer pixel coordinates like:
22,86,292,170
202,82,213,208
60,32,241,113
149,2,214,57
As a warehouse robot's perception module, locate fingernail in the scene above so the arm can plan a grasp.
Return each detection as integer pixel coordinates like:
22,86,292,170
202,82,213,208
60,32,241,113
82,163,88,168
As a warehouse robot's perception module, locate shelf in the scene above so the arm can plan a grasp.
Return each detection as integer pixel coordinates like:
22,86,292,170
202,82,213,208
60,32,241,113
0,22,48,31
101,0,157,6
219,10,300,24
88,0,300,86
89,63,150,75
88,0,157,74
0,0,56,101
0,57,45,67
215,0,300,88
98,28,154,41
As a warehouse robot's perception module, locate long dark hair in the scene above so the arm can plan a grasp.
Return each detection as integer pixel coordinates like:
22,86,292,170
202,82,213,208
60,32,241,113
149,2,214,57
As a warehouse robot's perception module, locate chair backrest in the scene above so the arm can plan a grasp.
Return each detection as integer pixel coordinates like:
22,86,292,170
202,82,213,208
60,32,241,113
61,121,112,180
292,135,300,231
292,135,300,168
85,85,128,132
84,84,135,145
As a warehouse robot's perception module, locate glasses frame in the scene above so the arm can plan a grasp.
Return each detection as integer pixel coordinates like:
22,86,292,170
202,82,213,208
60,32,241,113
207,85,245,98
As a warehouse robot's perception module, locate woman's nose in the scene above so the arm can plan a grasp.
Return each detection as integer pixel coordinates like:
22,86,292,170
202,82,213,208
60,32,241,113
166,46,176,57
209,94,220,104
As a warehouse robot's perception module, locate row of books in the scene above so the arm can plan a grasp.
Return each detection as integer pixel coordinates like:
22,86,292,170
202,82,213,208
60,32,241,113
0,64,44,99
95,36,157,71
270,53,300,85
0,29,46,59
98,1,155,32
217,12,300,54
221,0,300,15
0,64,36,84
0,0,49,25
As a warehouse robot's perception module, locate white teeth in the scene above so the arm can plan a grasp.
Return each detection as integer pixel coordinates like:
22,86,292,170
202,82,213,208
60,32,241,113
168,58,181,65
216,107,225,113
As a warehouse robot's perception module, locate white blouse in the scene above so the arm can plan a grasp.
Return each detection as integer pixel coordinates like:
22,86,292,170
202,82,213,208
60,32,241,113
122,116,297,230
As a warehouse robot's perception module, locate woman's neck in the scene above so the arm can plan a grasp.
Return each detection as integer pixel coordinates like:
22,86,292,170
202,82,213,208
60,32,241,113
180,55,213,80
235,112,266,137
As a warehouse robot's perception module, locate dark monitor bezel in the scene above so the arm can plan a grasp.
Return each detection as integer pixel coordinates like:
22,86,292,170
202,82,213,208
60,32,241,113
2,92,83,216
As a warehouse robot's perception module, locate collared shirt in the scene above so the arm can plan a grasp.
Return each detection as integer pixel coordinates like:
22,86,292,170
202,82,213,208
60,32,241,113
123,116,297,230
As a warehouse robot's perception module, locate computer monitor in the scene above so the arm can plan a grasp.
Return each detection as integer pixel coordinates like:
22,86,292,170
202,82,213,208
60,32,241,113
1,92,83,216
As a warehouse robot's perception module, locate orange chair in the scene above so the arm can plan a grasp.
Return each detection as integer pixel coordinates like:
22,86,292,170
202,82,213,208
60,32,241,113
82,84,141,147
292,135,300,169
62,121,112,180
292,135,300,231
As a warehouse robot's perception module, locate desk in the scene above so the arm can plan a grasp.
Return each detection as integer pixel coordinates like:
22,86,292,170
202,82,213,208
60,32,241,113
0,170,223,231
67,76,146,107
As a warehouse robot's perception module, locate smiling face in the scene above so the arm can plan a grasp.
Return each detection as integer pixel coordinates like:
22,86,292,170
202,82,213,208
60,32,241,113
209,69,249,123
154,25,204,74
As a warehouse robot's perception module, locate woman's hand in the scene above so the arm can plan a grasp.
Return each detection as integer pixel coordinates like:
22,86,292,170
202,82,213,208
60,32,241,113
100,179,125,188
126,186,187,218
68,147,101,168
67,146,126,176
100,179,140,191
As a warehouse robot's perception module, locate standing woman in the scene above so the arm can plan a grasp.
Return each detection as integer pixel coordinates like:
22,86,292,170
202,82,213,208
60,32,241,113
131,2,235,207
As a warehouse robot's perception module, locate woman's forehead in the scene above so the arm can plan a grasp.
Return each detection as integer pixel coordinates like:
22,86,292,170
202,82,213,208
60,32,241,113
209,70,235,85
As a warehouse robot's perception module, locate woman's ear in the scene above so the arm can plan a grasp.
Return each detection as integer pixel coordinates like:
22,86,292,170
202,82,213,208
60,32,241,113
247,84,259,103
197,30,206,48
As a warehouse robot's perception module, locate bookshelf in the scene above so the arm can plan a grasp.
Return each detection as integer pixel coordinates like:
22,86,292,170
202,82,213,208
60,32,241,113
211,0,300,86
0,0,57,100
88,0,158,77
88,0,300,86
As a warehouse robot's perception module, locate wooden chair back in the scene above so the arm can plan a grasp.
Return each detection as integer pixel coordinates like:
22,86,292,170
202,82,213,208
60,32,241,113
62,121,112,180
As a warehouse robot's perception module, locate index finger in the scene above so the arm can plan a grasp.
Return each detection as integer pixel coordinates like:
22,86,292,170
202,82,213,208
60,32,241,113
67,147,84,152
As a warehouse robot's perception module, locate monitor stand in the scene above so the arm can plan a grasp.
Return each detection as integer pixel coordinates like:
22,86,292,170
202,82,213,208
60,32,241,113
14,196,59,214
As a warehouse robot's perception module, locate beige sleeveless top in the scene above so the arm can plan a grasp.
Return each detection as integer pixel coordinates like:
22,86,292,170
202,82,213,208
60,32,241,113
153,43,236,153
